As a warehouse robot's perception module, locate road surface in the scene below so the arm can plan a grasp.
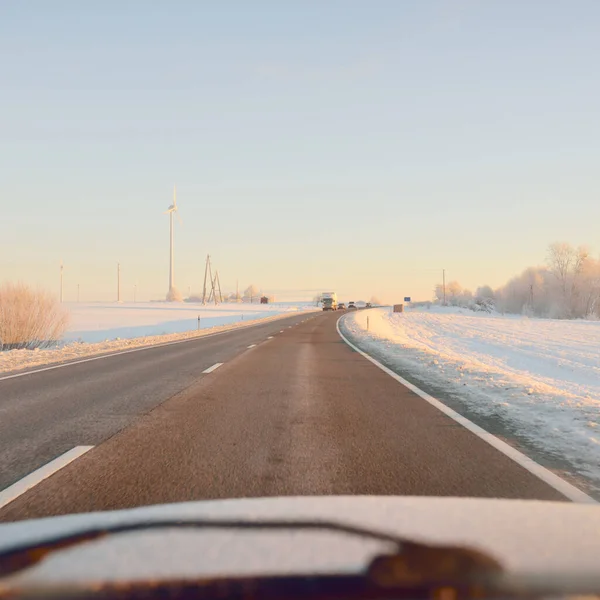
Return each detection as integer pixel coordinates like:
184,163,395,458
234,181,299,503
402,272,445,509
0,311,566,521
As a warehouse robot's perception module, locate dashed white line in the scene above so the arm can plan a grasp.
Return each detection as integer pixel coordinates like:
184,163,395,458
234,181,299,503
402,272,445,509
202,363,223,374
0,446,94,509
0,314,315,382
267,336,274,339
247,344,257,349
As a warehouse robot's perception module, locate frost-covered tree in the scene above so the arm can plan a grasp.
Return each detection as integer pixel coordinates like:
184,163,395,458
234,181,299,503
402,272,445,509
243,284,260,302
546,242,591,317
574,256,600,318
491,242,600,319
446,281,464,306
476,285,494,300
432,281,473,308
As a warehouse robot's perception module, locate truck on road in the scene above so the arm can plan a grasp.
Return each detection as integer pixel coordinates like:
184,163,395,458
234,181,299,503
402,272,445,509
321,292,338,311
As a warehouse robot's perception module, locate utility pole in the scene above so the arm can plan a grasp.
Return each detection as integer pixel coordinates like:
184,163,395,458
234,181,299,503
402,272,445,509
442,269,446,306
208,271,219,305
60,261,64,303
202,254,210,305
214,271,223,304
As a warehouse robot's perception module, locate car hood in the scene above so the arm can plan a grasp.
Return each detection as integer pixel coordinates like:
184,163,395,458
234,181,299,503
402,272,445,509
0,496,599,586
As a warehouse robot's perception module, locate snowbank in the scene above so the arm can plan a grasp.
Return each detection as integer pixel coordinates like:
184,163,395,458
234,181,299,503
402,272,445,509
0,302,317,375
342,306,600,497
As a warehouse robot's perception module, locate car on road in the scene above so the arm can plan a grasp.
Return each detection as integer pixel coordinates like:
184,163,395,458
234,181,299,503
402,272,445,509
348,301,356,309
337,302,346,310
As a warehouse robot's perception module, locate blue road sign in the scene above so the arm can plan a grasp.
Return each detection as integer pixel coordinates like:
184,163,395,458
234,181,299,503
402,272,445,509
404,297,411,302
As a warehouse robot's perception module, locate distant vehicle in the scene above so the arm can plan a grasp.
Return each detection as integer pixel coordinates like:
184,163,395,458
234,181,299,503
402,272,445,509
337,302,346,310
321,291,338,311
366,302,372,308
348,301,356,309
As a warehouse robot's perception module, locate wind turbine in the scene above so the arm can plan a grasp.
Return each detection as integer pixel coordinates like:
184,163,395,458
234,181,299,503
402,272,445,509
165,185,182,301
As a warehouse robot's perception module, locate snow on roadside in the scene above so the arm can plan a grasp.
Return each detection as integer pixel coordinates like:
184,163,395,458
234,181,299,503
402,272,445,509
0,304,317,375
343,306,600,496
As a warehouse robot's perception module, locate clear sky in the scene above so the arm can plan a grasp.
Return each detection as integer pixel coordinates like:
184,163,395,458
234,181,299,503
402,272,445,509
2,1,599,302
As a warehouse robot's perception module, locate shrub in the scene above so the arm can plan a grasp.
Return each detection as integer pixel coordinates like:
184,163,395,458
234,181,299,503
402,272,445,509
0,282,69,351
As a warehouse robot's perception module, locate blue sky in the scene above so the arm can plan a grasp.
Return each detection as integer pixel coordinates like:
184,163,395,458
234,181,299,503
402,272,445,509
2,1,599,302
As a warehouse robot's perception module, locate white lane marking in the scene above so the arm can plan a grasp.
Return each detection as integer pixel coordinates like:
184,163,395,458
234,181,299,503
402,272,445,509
0,315,309,382
336,317,597,505
0,446,94,510
247,344,257,349
267,336,274,339
280,330,284,333
202,363,223,374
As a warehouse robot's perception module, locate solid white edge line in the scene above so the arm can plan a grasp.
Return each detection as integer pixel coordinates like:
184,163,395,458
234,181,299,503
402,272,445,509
0,312,313,382
267,336,274,339
336,316,597,505
202,362,223,374
0,446,94,510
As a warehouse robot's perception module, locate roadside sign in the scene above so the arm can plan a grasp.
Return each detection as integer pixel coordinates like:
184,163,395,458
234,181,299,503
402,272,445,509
404,297,411,302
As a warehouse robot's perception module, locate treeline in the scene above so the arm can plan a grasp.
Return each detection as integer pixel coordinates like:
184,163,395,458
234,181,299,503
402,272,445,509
435,242,600,319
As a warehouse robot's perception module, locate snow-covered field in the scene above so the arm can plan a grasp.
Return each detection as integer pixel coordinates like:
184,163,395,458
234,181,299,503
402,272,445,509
63,302,316,343
0,302,317,375
343,306,600,497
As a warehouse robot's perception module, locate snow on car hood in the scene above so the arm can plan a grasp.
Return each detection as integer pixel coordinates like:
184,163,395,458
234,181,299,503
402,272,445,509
1,496,599,585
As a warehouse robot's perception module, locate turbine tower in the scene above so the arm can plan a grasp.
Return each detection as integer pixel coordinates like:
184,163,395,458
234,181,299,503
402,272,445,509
165,185,182,301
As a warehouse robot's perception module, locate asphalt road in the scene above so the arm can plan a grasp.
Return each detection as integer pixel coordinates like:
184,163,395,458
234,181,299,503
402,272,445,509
0,311,566,522
0,313,312,491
